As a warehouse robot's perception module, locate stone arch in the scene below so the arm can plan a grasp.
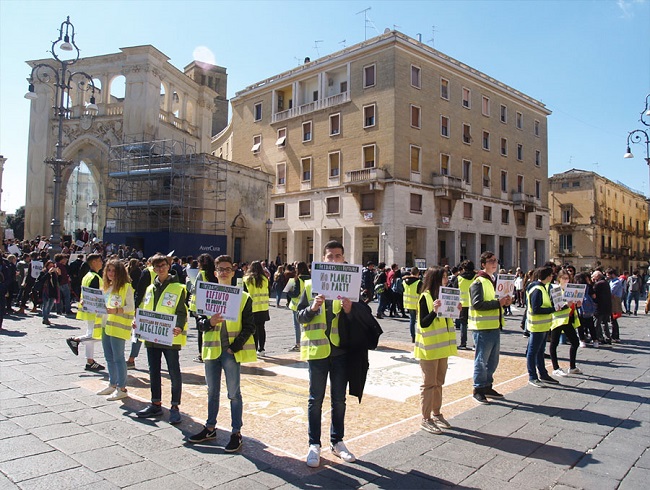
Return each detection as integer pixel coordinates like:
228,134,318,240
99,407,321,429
160,81,168,110
231,210,248,262
108,74,126,102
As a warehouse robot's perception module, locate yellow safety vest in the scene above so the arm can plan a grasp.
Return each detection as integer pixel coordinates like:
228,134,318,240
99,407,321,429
468,276,503,330
202,291,257,363
76,271,103,339
526,284,553,333
300,281,342,361
458,274,476,308
551,296,581,330
414,291,457,360
245,276,269,312
189,270,207,313
403,279,421,311
104,284,135,341
142,281,188,346
289,277,304,311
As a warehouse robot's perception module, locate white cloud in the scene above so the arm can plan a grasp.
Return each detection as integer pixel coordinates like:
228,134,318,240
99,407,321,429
618,0,646,18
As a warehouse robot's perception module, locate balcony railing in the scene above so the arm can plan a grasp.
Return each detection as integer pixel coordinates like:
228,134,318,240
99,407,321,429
431,174,467,199
344,167,385,192
272,91,350,123
512,192,537,212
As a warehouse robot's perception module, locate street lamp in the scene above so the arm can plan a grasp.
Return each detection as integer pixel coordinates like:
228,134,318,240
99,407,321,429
88,199,98,240
24,16,98,256
265,219,273,263
623,94,650,196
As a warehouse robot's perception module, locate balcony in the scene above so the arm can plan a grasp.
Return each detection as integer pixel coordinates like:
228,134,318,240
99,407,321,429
512,192,537,212
431,174,467,199
272,91,351,123
344,167,385,192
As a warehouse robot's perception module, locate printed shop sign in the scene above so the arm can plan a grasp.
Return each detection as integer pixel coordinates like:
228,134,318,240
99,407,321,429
134,309,176,346
438,287,461,319
194,281,242,322
311,262,362,302
495,274,515,299
80,286,107,315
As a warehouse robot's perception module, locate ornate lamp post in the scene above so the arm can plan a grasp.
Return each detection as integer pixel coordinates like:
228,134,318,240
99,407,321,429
88,199,98,240
265,219,273,263
24,16,98,256
623,94,650,196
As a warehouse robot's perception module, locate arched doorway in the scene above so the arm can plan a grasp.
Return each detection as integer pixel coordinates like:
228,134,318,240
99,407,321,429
63,161,99,240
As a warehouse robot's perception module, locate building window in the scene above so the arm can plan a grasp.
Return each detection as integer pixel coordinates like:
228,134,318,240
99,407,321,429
312,90,319,102
363,144,376,168
536,215,543,229
535,180,541,199
410,105,421,128
363,104,376,128
534,119,540,136
516,211,526,226
276,128,286,148
502,209,509,224
274,203,285,219
326,196,340,215
535,150,541,167
410,145,421,173
559,234,573,252
298,200,311,217
251,135,261,153
302,121,312,142
482,131,490,150
483,206,492,222
517,175,524,193
330,113,340,136
440,153,450,175
363,64,376,88
463,202,473,219
441,115,449,137
561,182,569,188
440,78,449,99
517,144,523,161
500,104,507,123
482,165,491,188
562,205,572,224
440,198,452,217
516,111,523,129
463,123,471,144
501,170,507,193
276,162,286,185
328,151,340,177
501,138,507,156
301,157,312,182
572,181,580,187
482,96,490,116
410,193,423,213
340,81,348,93
360,192,375,211
411,65,421,88
462,87,471,108
254,102,262,121
462,159,471,184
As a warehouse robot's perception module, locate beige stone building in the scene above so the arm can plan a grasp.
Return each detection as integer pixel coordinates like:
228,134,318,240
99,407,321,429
549,169,650,273
213,31,551,268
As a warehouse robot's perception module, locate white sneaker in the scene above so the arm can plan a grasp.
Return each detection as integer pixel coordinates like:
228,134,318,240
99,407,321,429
552,368,568,377
258,350,266,357
107,389,128,401
593,341,600,348
306,444,321,467
567,367,583,375
97,385,116,396
331,441,356,463
579,341,587,348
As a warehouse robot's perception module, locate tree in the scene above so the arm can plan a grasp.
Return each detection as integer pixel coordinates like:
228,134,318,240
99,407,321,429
6,206,25,240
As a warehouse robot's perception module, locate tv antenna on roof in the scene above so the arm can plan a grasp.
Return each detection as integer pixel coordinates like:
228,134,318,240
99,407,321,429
339,39,346,48
314,40,323,57
427,26,436,47
356,7,379,40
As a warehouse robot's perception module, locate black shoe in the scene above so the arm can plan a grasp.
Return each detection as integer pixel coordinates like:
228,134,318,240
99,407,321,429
85,361,105,371
169,406,182,425
66,338,79,356
42,319,51,326
136,404,163,418
188,426,217,443
484,387,504,399
473,392,489,405
376,314,384,319
539,375,560,385
225,432,242,453
401,313,408,318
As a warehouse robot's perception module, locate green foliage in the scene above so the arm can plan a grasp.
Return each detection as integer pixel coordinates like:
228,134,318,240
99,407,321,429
6,206,25,240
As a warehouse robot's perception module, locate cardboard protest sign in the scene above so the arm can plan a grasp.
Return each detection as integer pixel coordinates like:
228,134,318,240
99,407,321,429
283,278,295,293
310,262,362,302
134,309,176,346
194,281,242,321
75,240,85,248
550,284,566,310
495,274,515,299
80,286,107,315
438,287,461,319
37,240,47,250
31,261,44,279
7,244,21,255
563,283,587,304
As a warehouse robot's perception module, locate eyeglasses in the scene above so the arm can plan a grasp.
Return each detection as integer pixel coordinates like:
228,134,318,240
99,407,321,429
217,267,233,273
485,258,498,264
153,264,169,270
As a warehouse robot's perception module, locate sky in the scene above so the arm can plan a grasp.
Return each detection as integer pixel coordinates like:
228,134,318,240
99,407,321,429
1,0,649,216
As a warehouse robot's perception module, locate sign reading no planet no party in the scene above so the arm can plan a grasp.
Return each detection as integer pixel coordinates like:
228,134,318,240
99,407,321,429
311,262,362,302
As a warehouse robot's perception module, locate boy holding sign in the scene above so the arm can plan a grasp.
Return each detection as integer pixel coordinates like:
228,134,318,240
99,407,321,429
188,255,256,453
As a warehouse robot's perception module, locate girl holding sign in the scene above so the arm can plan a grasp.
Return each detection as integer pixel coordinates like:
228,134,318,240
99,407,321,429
96,259,135,401
414,266,460,434
550,269,582,377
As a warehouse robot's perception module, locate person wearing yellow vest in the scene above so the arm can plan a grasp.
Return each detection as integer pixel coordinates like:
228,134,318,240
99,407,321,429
297,240,356,468
287,261,310,352
66,253,105,372
189,253,216,363
455,260,476,350
95,259,135,401
402,267,421,342
188,255,256,453
550,269,583,378
414,266,460,434
525,266,558,388
468,251,511,404
127,261,155,369
134,254,187,425
243,261,270,356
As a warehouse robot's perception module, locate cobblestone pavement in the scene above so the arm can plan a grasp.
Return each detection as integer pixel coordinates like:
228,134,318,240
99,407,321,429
0,299,648,489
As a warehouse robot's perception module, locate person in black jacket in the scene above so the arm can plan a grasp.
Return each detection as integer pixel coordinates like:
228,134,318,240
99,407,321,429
591,270,612,345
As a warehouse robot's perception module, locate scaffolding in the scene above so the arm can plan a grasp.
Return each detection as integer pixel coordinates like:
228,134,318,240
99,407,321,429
106,135,227,235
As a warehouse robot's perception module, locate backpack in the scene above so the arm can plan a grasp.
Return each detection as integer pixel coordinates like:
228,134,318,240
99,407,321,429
629,276,640,292
391,277,404,294
579,293,596,318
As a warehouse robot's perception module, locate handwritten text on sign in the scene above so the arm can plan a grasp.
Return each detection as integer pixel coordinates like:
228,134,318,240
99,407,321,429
311,263,362,302
438,287,461,319
195,281,242,321
135,309,176,346
495,274,515,299
80,286,107,315
563,283,587,303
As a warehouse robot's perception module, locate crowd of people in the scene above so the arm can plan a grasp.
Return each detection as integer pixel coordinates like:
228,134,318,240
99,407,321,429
0,238,647,466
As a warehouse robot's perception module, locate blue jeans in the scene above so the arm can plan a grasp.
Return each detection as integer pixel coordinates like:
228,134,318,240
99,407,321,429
204,350,242,432
308,354,347,446
456,307,469,347
293,310,301,344
102,333,127,388
41,296,55,321
59,283,71,313
626,291,640,313
147,347,182,406
377,291,389,315
129,340,142,359
472,329,500,389
526,331,549,381
409,310,417,341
